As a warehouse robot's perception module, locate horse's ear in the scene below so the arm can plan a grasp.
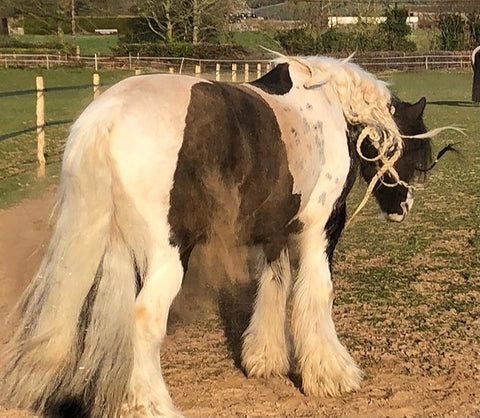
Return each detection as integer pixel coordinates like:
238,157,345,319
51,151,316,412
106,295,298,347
411,97,426,118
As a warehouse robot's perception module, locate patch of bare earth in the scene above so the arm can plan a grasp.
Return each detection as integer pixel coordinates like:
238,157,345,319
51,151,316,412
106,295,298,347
0,190,478,417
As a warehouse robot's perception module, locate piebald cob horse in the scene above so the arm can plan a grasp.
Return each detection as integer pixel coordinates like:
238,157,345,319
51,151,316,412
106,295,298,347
0,56,433,417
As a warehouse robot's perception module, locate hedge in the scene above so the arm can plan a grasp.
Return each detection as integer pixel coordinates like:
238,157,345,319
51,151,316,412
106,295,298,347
0,35,75,53
114,42,249,59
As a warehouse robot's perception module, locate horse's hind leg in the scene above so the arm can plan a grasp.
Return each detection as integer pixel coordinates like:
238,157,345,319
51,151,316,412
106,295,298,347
241,248,291,378
291,225,362,397
121,241,184,418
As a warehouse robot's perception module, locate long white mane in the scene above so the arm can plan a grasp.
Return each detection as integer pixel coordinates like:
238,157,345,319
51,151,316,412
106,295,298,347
263,50,463,224
273,53,405,221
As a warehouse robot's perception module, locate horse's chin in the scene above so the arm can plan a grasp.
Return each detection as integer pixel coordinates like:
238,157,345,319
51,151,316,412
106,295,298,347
384,212,406,222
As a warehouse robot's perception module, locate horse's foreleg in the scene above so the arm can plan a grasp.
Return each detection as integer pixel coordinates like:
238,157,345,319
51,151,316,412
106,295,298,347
121,243,184,418
241,248,291,378
291,225,362,397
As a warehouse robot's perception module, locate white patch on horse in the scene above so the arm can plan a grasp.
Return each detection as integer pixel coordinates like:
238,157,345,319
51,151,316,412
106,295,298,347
241,249,291,378
105,74,203,417
246,61,341,210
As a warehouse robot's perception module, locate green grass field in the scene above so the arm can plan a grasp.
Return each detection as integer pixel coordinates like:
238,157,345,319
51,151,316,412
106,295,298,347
9,34,119,56
0,67,134,205
336,71,479,361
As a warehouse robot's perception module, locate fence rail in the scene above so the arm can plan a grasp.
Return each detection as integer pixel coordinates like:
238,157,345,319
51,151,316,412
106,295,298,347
358,54,472,71
0,52,473,179
0,74,103,177
0,53,473,73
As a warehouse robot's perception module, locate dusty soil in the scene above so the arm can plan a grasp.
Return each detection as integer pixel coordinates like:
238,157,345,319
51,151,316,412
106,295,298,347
0,189,478,418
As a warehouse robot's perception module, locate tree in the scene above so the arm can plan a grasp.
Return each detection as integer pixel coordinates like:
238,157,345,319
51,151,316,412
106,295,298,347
438,13,465,51
136,0,176,42
188,0,235,44
379,5,415,51
437,12,480,51
2,0,73,35
137,0,238,44
286,0,330,36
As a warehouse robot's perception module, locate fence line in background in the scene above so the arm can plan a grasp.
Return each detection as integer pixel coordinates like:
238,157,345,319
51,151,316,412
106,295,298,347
0,73,103,177
0,51,474,178
0,53,473,73
0,59,274,177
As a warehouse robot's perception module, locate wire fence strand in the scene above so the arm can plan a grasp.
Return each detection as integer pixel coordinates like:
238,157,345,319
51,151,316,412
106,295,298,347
0,119,74,142
0,81,99,142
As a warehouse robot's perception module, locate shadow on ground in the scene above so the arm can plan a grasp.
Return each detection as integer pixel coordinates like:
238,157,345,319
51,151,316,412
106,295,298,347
428,100,479,107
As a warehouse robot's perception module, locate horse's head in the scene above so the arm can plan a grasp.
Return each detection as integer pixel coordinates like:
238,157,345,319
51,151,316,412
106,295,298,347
358,97,433,222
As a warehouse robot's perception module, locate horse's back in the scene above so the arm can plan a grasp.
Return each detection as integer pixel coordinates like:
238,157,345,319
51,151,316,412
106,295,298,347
168,79,303,261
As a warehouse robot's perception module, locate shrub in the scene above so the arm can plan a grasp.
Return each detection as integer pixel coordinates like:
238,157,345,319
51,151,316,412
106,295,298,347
438,14,465,51
275,18,416,56
275,29,316,55
0,35,74,54
113,42,248,59
466,13,480,48
379,6,416,51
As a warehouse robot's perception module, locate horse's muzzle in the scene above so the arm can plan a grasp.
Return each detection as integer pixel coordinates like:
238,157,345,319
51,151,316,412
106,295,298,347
384,190,414,223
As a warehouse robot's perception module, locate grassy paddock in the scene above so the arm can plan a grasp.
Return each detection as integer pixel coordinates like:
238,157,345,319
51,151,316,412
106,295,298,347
9,34,119,56
337,70,479,381
0,67,133,206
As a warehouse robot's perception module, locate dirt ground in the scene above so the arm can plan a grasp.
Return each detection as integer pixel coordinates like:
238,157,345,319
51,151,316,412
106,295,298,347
0,188,478,418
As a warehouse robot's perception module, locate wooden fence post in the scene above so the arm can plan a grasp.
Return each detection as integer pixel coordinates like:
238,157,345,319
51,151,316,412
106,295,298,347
135,69,142,75
232,63,237,82
266,62,271,72
168,67,174,74
93,73,100,99
244,63,249,82
215,63,220,81
195,63,201,77
36,76,45,178
257,63,261,79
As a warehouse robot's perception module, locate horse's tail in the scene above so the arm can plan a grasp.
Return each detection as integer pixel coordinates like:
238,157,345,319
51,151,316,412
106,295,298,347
0,110,143,417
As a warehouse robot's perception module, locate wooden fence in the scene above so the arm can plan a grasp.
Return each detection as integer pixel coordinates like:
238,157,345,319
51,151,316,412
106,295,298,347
0,52,473,74
0,73,102,177
0,63,277,178
0,52,474,178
